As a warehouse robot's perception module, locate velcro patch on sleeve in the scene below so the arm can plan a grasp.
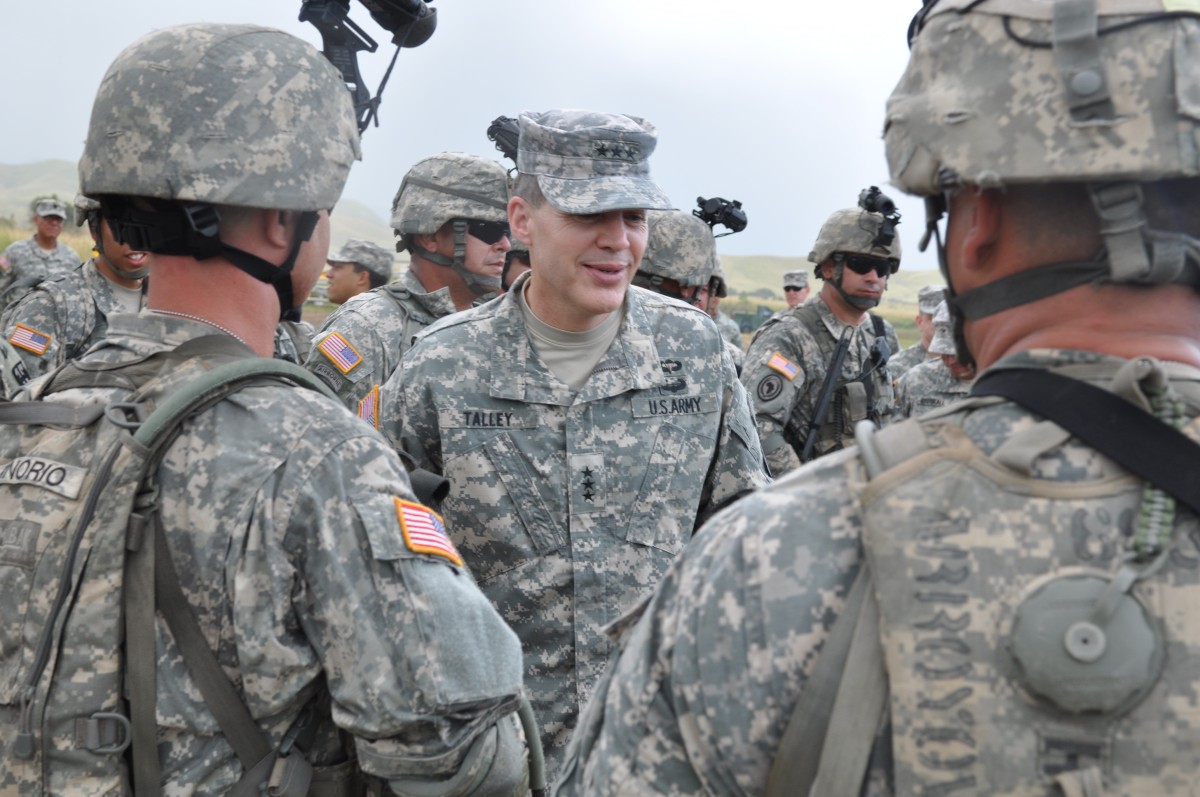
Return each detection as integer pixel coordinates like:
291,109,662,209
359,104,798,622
766,352,800,381
9,324,51,356
394,498,463,567
316,331,363,374
357,385,380,429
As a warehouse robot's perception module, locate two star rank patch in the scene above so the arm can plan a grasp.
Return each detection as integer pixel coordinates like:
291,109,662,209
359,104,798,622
9,324,51,356
394,498,463,567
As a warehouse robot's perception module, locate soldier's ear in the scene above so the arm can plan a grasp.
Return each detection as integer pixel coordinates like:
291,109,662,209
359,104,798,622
950,188,1002,278
508,196,533,247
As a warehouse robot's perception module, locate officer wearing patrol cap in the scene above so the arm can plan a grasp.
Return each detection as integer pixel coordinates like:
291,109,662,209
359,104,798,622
323,238,394,305
558,2,1200,794
3,22,527,796
895,299,974,417
0,194,151,397
305,152,511,422
890,283,946,378
383,109,768,782
0,197,81,313
782,268,809,307
740,195,901,475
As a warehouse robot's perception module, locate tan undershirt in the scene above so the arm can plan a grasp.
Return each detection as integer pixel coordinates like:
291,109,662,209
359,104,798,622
517,282,624,392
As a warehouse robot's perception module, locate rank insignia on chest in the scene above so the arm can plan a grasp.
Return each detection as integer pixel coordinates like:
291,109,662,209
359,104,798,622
394,498,463,567
9,324,51,356
317,331,363,374
767,352,799,380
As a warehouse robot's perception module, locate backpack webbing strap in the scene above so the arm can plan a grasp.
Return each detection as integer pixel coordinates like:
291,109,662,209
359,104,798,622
0,401,107,427
970,368,1200,518
765,563,886,796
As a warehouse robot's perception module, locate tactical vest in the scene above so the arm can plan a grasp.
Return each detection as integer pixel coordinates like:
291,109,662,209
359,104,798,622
789,304,895,459
0,337,343,796
857,416,1200,795
381,284,443,357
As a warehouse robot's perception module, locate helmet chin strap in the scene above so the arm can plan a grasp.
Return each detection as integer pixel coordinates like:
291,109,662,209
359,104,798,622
832,262,882,310
219,211,319,321
413,221,501,297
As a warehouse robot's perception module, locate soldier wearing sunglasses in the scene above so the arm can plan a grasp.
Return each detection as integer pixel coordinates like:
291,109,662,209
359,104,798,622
306,152,512,423
741,199,900,475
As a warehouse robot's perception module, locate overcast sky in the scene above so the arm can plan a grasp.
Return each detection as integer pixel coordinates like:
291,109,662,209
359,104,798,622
8,1,930,263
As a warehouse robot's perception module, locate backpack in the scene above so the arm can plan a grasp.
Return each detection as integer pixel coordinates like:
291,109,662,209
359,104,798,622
0,335,341,796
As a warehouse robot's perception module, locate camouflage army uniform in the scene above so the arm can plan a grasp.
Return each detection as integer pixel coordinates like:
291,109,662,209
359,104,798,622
273,318,316,364
888,340,930,378
306,269,457,424
0,236,80,310
383,282,769,776
27,312,525,794
715,310,742,350
0,259,143,396
742,296,898,475
558,349,1200,796
895,357,971,417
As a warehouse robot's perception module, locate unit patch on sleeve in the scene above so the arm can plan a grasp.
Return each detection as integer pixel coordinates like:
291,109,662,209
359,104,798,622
766,352,800,380
394,498,463,566
9,324,51,356
316,331,363,374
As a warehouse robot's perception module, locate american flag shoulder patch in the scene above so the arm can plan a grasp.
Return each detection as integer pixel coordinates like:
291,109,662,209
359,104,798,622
395,498,462,567
317,331,363,374
766,352,800,381
357,385,380,429
10,324,51,356
0,256,10,271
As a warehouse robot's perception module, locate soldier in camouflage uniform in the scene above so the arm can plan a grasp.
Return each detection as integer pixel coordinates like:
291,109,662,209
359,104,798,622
0,198,81,313
383,109,769,782
895,300,974,417
0,195,150,398
557,2,1200,795
6,23,528,796
324,238,395,305
740,198,900,475
782,268,808,307
306,153,511,424
889,283,944,378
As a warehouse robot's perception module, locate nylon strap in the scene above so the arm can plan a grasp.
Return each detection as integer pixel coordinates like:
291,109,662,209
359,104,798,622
1053,0,1117,124
970,368,1200,518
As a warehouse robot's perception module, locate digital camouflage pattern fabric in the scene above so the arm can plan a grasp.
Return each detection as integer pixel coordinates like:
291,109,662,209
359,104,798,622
0,312,525,795
383,284,769,779
327,238,394,281
557,349,1200,797
272,318,316,365
79,24,360,211
0,238,80,312
895,356,971,417
305,269,458,422
0,260,144,396
742,297,898,474
640,210,719,289
888,341,931,379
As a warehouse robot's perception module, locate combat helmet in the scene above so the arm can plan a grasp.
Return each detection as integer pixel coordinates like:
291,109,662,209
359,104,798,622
78,23,361,316
808,189,902,310
890,0,1200,362
633,210,718,306
391,152,510,296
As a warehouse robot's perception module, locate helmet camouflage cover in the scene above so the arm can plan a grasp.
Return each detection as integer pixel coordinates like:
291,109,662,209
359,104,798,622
887,0,1200,195
390,152,509,246
640,210,719,288
79,24,360,211
808,206,903,266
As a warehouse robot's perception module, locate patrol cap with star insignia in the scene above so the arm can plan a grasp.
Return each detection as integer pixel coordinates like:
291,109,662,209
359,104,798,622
516,109,674,215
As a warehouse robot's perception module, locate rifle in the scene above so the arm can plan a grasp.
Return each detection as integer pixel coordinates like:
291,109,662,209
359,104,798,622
800,326,852,462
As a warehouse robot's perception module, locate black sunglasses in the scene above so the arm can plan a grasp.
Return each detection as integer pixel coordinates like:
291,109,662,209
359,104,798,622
836,254,896,279
464,219,510,245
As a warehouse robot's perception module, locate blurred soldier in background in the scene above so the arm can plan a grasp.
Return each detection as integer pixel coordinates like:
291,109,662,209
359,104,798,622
741,197,900,474
501,241,532,292
0,194,149,397
306,152,511,424
2,22,527,796
889,283,944,378
782,268,809,307
324,238,394,305
895,299,974,417
0,197,81,312
558,2,1200,794
385,109,768,782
